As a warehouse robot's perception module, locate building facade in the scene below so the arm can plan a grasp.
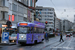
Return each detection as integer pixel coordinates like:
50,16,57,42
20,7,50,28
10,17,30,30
36,6,55,31
72,15,75,31
0,0,37,26
60,20,63,32
55,17,61,32
0,0,9,24
63,19,73,32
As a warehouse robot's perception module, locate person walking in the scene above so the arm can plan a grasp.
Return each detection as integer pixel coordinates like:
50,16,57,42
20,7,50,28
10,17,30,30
59,32,64,42
46,33,48,40
44,32,49,41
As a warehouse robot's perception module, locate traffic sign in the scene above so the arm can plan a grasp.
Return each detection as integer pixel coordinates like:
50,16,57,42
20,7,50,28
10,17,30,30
2,32,9,42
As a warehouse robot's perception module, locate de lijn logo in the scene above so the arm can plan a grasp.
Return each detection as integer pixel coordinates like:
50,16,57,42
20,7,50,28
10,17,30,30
2,32,9,41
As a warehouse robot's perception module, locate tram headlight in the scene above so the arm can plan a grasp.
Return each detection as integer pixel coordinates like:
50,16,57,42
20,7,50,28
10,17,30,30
21,36,23,38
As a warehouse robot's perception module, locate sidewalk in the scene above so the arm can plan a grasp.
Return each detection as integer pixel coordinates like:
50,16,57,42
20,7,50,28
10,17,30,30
0,43,9,45
0,42,16,46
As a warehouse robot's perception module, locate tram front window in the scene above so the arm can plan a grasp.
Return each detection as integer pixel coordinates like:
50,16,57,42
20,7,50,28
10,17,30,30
18,27,28,33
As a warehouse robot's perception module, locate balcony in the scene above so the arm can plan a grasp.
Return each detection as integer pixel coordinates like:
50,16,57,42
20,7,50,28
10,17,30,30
0,6,9,12
48,17,54,19
48,24,54,26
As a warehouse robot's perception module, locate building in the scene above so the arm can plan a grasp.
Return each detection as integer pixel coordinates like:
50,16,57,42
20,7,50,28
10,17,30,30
72,15,75,31
54,12,56,31
0,0,38,26
0,0,9,24
36,6,55,31
55,17,61,32
55,18,73,33
63,19,73,32
60,20,63,32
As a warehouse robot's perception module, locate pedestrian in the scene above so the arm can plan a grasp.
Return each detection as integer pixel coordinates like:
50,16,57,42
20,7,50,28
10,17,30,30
59,32,64,42
45,32,49,41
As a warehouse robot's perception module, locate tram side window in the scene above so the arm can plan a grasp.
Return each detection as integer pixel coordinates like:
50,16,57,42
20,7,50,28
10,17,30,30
36,27,38,33
33,27,44,33
40,28,42,33
41,28,43,33
28,27,30,33
31,27,33,33
38,28,41,33
37,28,42,33
34,27,37,33
36,27,41,33
42,29,44,33
39,28,44,33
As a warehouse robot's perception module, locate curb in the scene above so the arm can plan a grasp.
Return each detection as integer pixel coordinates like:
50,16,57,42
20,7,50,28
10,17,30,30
0,43,9,45
0,43,17,46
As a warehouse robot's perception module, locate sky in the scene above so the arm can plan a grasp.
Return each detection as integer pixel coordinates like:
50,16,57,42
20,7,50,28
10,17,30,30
36,0,75,22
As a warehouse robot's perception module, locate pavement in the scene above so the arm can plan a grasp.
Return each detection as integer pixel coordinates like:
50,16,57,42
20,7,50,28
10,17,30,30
0,42,17,46
0,35,75,50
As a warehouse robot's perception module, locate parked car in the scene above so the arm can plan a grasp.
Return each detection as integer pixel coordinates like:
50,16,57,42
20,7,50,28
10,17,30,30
9,34,17,43
66,34,71,37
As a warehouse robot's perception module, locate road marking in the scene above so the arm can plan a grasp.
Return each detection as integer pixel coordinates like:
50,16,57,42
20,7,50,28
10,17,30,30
67,37,73,47
51,36,68,50
40,36,66,50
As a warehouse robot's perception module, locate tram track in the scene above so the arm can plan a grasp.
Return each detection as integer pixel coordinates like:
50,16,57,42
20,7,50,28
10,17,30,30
12,36,66,50
40,36,66,50
11,37,59,50
50,42,66,50
48,37,72,50
40,41,61,50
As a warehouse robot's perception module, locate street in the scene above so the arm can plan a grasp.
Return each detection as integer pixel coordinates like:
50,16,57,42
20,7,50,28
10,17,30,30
0,35,75,50
0,0,75,50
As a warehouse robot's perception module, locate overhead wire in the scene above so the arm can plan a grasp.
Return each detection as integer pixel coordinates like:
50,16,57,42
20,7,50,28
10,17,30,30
50,0,62,15
50,0,69,20
50,0,74,21
65,0,71,18
50,0,58,10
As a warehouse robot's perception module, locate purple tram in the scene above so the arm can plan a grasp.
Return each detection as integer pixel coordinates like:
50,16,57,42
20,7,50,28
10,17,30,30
17,21,45,45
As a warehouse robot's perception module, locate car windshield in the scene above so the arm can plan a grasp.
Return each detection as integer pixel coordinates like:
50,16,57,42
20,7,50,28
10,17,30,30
19,27,28,33
11,34,17,37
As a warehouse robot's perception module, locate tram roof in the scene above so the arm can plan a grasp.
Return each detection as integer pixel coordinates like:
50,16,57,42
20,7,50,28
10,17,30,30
18,22,45,28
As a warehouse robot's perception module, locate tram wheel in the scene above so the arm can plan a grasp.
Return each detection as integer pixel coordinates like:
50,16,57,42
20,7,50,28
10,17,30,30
42,39,44,41
34,40,37,44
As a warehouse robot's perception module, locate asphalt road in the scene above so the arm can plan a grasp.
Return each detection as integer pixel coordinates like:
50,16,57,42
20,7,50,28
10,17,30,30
0,36,75,50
